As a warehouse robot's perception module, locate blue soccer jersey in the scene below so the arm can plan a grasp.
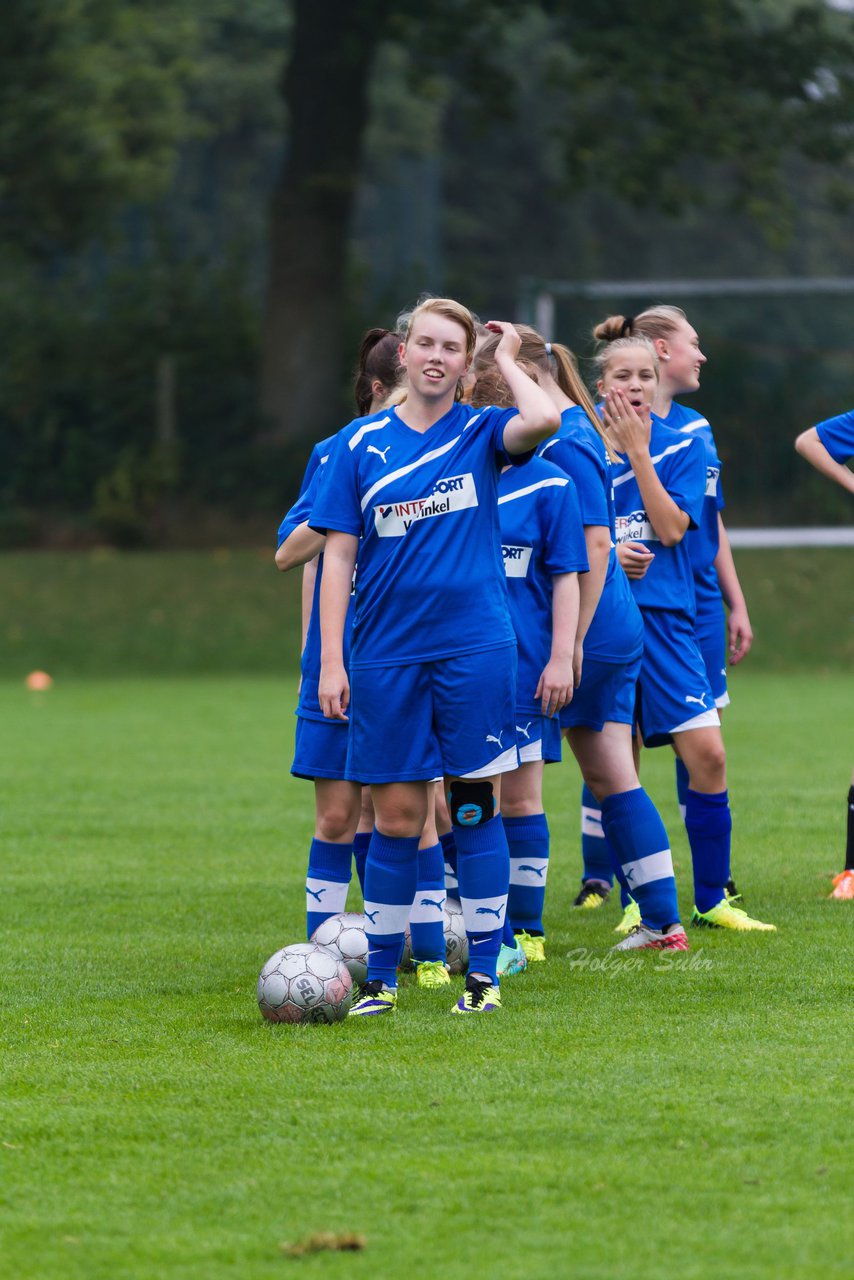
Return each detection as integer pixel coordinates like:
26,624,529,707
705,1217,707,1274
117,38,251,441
611,417,706,617
296,434,335,502
277,448,355,723
310,401,522,668
815,409,854,464
538,407,643,663
497,457,589,715
661,402,725,608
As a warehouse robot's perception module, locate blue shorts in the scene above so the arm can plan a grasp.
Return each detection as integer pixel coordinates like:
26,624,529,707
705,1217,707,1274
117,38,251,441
292,715,358,782
636,610,720,748
559,656,641,733
514,713,562,764
347,644,519,783
695,595,729,708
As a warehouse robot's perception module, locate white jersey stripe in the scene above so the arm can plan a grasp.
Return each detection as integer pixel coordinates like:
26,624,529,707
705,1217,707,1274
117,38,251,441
497,476,569,505
360,433,463,512
538,438,560,457
349,416,391,450
612,437,694,487
676,417,710,434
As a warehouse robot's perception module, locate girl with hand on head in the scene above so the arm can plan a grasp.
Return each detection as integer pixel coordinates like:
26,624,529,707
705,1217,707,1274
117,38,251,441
311,297,560,1017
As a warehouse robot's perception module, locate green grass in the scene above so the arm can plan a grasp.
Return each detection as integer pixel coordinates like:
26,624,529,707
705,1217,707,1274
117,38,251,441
1,672,852,1279
1,547,852,676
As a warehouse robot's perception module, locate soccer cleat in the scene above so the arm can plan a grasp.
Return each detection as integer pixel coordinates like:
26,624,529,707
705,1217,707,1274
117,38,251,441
724,877,743,904
497,939,527,977
614,899,641,934
691,900,777,931
829,869,854,900
611,923,690,952
515,930,546,963
415,960,451,988
572,879,611,909
348,980,397,1016
452,975,502,1014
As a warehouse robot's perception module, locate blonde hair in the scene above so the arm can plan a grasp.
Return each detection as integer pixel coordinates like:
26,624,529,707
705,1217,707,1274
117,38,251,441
469,360,541,410
594,335,660,382
593,306,687,346
473,323,616,459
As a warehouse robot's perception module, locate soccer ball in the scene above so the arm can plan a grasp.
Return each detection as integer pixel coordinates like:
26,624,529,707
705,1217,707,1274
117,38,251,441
399,923,414,971
257,943,352,1024
444,901,468,974
310,912,369,986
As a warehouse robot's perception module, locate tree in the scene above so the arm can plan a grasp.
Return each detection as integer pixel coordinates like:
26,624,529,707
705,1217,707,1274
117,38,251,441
262,0,854,440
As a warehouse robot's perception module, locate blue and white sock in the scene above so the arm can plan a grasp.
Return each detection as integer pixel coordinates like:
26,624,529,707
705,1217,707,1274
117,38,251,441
505,812,549,933
363,831,420,987
409,842,446,964
581,785,613,887
601,788,680,930
353,830,371,897
675,757,690,822
306,838,352,939
686,789,731,914
440,830,460,902
454,814,509,986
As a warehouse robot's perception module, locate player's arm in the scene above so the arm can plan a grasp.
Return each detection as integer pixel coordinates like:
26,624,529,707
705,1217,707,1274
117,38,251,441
536,572,579,717
301,556,319,652
794,427,854,495
577,525,609,641
604,389,689,546
487,322,560,454
714,517,753,666
275,521,326,572
318,530,358,721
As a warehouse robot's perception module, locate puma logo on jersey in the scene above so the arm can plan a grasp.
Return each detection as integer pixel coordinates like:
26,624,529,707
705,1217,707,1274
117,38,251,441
486,731,504,748
685,694,708,708
367,444,391,463
516,722,533,740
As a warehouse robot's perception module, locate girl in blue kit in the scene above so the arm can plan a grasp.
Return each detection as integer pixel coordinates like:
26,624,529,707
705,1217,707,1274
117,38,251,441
311,297,560,1016
275,330,405,941
795,408,854,901
468,359,588,968
595,324,775,932
616,306,753,905
483,325,691,951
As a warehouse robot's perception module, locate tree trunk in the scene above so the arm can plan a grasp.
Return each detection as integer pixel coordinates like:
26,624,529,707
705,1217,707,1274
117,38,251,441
260,0,390,442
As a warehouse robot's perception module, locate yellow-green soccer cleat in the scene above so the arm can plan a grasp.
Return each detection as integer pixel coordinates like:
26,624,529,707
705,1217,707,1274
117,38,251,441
614,899,641,934
452,975,502,1014
691,900,776,931
572,879,612,909
515,930,546,963
348,980,398,1016
415,960,451,988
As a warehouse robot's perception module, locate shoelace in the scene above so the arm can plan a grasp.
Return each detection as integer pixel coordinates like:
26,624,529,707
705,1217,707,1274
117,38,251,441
358,979,386,1000
465,978,493,1008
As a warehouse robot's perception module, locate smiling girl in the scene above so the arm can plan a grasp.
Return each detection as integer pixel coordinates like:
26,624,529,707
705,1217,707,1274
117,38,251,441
310,297,560,1015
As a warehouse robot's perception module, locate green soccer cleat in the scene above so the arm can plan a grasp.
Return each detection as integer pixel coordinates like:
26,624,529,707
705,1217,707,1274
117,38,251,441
724,877,743,904
348,980,398,1016
452,975,502,1014
497,939,528,977
691,900,776,932
614,899,641,934
572,879,612,909
515,930,546,963
415,960,451,989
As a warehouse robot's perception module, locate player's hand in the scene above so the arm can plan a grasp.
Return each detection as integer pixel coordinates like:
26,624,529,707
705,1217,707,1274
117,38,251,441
727,606,754,665
318,662,349,721
485,320,521,364
602,388,651,455
535,657,574,718
617,540,654,579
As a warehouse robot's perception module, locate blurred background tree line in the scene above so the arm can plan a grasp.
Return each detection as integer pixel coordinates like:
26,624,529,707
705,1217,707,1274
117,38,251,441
2,0,854,547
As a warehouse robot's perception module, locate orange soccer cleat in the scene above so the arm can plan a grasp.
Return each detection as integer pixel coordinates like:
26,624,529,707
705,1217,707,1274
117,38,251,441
829,869,854,901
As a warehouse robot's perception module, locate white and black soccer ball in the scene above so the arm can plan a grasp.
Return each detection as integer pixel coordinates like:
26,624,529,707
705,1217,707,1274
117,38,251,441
257,942,353,1024
399,922,414,972
310,912,369,986
443,901,468,974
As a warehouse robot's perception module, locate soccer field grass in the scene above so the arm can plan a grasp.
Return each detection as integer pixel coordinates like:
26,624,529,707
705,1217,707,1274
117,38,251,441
2,673,851,1279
